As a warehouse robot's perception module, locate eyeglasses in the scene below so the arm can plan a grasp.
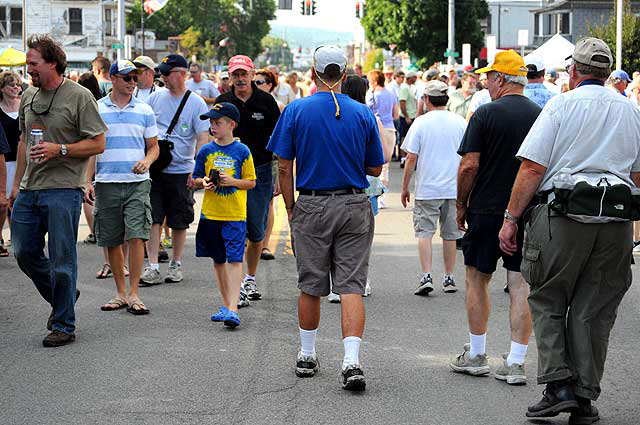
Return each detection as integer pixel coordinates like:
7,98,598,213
29,77,65,116
114,74,138,83
160,69,181,77
565,62,573,73
254,79,267,86
190,70,198,74
222,77,229,80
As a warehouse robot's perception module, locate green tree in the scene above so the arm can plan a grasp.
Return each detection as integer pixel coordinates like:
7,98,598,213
361,0,489,68
363,49,384,72
126,0,275,62
588,0,640,72
257,36,294,69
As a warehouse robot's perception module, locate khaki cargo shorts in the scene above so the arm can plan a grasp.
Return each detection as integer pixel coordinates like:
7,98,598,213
94,180,152,247
291,193,374,296
413,199,462,240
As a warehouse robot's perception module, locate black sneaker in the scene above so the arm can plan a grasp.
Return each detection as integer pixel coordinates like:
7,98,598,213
158,249,170,263
569,398,599,425
414,274,434,296
526,382,578,418
42,330,75,347
47,289,80,331
340,365,366,391
295,351,319,377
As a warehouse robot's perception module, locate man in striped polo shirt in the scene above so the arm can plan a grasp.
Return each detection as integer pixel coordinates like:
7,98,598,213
87,60,159,315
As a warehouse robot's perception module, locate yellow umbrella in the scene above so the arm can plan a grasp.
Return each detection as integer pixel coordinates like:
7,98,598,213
0,47,26,67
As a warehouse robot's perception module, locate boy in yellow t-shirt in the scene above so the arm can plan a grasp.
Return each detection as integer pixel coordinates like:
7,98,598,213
193,103,256,328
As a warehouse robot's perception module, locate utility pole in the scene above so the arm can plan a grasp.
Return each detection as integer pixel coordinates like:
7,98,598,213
616,0,622,70
141,11,145,55
117,0,125,60
447,0,455,66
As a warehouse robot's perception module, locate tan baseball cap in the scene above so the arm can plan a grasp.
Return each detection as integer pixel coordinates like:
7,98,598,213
424,80,449,97
566,37,612,69
133,55,156,70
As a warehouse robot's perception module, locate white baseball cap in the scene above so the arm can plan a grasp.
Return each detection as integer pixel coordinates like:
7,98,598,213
313,46,347,74
526,57,545,73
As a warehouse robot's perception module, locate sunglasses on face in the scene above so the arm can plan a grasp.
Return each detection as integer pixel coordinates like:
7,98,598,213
160,69,180,77
115,75,138,83
222,77,229,80
254,79,267,86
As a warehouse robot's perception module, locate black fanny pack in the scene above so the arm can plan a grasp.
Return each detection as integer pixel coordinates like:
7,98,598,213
149,90,191,178
547,177,640,223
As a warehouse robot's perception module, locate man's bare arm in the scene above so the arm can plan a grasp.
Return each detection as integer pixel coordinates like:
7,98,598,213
505,159,547,218
456,152,480,206
278,158,295,211
366,165,382,177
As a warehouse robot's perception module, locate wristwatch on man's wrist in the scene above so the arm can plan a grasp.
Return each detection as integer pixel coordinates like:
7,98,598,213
60,144,68,156
504,210,519,223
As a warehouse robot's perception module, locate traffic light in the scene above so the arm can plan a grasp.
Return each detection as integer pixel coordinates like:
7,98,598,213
300,0,306,15
355,2,360,18
311,0,316,15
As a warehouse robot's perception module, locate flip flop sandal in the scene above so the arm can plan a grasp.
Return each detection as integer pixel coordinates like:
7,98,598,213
0,246,9,257
96,263,112,279
127,300,150,316
260,248,275,260
100,298,128,311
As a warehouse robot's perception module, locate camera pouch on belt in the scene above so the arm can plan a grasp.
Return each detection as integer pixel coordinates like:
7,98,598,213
548,177,640,223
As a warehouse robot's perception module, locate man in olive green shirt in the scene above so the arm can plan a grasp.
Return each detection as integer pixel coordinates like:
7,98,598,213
9,34,107,347
447,72,478,119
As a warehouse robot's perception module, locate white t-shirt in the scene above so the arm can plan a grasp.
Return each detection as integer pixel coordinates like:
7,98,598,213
401,109,467,200
186,79,220,103
517,83,640,192
468,89,491,113
147,89,209,174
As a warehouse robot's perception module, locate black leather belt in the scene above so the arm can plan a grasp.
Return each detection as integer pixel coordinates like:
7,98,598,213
298,188,365,196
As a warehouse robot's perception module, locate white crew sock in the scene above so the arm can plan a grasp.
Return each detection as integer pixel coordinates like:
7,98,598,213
299,328,317,357
506,341,528,366
172,260,181,266
244,274,255,282
469,332,486,358
343,336,362,368
148,263,159,271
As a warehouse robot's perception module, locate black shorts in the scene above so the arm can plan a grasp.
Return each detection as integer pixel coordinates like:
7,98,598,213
150,173,195,230
461,213,524,274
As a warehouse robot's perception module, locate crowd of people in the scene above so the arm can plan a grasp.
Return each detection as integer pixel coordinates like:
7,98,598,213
2,32,640,423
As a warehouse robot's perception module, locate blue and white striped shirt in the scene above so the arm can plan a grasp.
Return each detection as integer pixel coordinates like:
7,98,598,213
97,96,158,183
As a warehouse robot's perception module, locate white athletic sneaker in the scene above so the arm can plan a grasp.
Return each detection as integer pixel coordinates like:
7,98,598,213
327,292,341,303
165,261,183,283
363,279,371,297
139,266,162,286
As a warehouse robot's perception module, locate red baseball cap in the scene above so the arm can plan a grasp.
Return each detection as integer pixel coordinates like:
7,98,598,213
228,55,254,73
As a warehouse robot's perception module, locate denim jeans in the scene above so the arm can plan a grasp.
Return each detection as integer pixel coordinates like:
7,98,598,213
12,189,83,334
246,163,273,243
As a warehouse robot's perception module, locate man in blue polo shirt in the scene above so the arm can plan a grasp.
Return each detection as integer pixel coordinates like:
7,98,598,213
268,46,384,391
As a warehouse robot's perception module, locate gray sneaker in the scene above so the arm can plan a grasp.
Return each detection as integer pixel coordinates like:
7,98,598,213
442,276,458,293
449,343,490,376
165,261,183,283
414,274,434,296
295,351,319,377
238,286,251,308
243,277,261,300
139,266,162,286
494,353,526,385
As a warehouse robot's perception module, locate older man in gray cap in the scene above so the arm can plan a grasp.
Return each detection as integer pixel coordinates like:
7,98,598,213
499,37,640,423
268,46,384,391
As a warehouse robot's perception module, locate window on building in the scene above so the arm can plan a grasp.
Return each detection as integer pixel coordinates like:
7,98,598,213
69,8,82,35
10,7,21,37
534,13,539,36
560,12,570,34
104,8,112,36
278,0,292,10
0,7,6,38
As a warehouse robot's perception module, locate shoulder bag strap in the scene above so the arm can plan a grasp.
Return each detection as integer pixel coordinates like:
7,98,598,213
165,90,192,137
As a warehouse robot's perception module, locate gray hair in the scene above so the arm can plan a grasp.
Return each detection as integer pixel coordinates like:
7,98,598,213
574,61,610,79
494,72,527,87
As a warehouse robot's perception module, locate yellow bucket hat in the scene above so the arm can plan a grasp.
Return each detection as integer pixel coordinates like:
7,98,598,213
475,50,528,76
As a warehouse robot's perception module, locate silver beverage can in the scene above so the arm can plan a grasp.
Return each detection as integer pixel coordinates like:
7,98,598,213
30,129,44,162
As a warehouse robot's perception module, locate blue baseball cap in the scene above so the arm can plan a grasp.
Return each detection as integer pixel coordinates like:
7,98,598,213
157,54,189,74
200,102,241,123
110,60,138,76
610,69,631,82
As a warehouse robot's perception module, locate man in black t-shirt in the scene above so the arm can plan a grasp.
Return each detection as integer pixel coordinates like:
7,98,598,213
216,55,281,305
449,50,541,385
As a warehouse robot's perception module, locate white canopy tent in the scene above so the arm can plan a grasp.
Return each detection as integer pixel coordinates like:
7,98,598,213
524,34,575,71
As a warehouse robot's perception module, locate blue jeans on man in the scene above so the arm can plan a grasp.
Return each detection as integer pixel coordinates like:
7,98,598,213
12,189,83,334
246,163,273,242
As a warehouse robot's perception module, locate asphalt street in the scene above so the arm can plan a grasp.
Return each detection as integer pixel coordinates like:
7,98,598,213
1,166,639,425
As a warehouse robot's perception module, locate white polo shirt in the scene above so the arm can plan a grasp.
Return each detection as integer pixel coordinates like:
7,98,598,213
517,82,640,192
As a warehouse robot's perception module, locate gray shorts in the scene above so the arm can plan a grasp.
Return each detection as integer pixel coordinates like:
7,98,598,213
94,180,152,247
413,199,462,240
291,193,374,296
